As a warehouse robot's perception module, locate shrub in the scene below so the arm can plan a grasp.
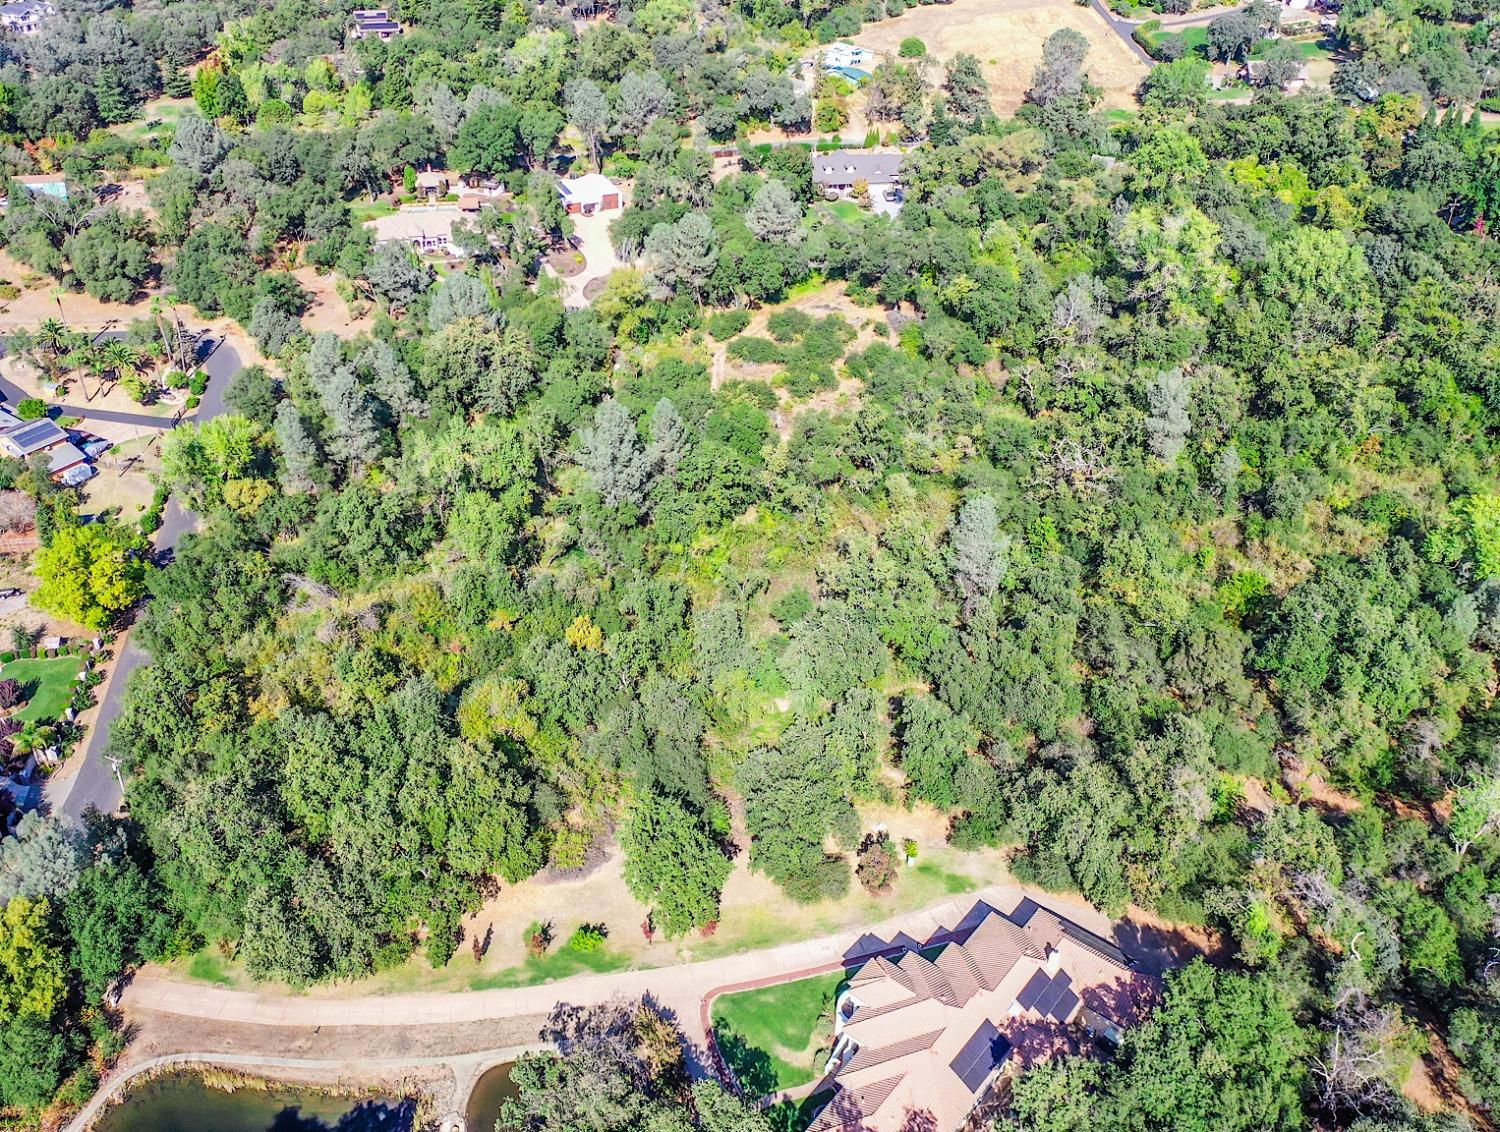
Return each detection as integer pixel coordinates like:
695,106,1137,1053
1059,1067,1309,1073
188,369,208,395
863,128,880,148
856,835,900,895
527,921,553,957
727,336,784,365
767,308,814,342
16,399,46,420
898,36,926,56
772,587,814,625
707,310,752,340
568,923,607,952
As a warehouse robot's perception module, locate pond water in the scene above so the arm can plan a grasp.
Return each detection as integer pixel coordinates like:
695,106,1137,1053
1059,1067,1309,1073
93,1070,416,1132
463,1063,518,1132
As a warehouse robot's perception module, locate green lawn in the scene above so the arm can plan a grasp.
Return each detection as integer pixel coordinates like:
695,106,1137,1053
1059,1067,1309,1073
711,971,843,1094
469,944,632,989
186,952,237,986
350,198,398,222
824,200,862,223
1251,37,1334,60
1178,26,1210,56
4,656,83,723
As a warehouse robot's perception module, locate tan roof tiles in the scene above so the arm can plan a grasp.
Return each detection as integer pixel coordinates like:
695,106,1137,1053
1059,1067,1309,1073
807,903,1135,1132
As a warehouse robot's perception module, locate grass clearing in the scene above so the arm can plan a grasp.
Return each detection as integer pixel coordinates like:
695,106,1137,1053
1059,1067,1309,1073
824,200,863,223
185,952,237,986
711,971,844,1093
853,0,1149,112
1252,36,1334,60
350,199,398,222
4,655,84,722
469,944,632,989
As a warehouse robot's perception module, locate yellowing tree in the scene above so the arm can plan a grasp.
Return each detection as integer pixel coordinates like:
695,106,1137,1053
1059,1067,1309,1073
33,523,147,630
0,897,66,1019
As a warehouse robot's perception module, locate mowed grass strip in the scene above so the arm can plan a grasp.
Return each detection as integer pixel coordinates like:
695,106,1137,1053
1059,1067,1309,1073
711,971,843,1093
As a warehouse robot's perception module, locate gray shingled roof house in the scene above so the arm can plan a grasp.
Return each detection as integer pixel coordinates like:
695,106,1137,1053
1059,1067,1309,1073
811,150,903,192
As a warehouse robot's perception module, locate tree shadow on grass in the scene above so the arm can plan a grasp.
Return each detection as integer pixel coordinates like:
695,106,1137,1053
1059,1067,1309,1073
713,1024,778,1098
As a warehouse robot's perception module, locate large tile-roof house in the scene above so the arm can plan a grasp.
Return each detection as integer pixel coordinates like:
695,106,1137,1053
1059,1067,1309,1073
0,0,54,35
806,901,1143,1132
812,151,903,193
365,206,466,255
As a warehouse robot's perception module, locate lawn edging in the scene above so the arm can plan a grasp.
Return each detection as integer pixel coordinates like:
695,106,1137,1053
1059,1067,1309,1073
700,958,847,1100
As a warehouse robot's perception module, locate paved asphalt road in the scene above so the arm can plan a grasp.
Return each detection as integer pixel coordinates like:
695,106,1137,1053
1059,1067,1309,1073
0,329,197,430
1091,0,1158,68
41,335,240,823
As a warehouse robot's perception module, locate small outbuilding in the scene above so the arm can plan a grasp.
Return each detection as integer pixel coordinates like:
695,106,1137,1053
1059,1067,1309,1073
414,170,449,200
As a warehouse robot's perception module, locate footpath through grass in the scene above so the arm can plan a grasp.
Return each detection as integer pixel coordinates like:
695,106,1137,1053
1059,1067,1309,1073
711,971,844,1094
4,655,84,722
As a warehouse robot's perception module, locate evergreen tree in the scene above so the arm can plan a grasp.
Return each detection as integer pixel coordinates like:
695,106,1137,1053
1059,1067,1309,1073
1146,368,1192,463
950,494,1008,616
274,401,321,493
579,398,651,507
647,398,690,479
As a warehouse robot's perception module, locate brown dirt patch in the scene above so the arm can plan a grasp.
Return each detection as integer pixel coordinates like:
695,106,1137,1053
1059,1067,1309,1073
295,266,374,340
546,246,587,278
123,1007,549,1064
852,0,1150,113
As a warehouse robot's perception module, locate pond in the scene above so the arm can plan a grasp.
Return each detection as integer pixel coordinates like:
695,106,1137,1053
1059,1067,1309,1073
93,1069,416,1132
463,1062,517,1132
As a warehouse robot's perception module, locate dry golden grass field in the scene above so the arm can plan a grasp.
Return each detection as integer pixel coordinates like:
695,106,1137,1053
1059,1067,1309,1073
853,0,1150,113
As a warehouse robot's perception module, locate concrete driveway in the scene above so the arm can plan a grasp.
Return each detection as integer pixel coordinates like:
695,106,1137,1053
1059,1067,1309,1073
555,206,628,309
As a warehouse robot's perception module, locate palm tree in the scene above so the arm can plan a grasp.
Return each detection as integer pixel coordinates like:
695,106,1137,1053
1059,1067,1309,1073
12,720,55,757
36,318,68,371
60,342,97,387
101,339,139,379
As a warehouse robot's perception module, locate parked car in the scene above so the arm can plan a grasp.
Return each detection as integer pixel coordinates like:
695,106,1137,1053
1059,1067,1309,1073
883,188,903,203
58,464,95,487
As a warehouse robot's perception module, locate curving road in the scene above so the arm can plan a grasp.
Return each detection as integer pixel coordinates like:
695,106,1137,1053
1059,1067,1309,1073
1091,0,1157,68
40,335,241,823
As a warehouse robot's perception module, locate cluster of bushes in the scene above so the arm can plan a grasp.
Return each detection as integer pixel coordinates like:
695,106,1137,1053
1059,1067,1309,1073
0,643,93,663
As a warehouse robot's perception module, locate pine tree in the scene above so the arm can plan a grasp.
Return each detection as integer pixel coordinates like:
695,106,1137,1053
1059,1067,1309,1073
274,402,321,493
317,365,382,472
647,398,690,478
744,178,804,244
579,398,651,507
1146,368,1192,463
950,494,1008,616
356,338,426,424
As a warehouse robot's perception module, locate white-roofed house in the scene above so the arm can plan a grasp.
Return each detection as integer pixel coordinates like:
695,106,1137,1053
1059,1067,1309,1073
557,173,622,215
